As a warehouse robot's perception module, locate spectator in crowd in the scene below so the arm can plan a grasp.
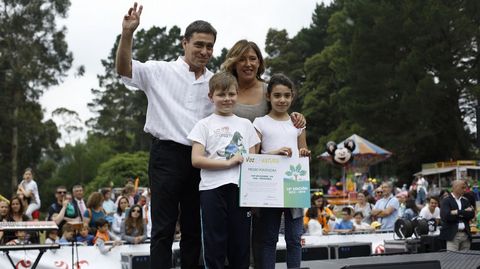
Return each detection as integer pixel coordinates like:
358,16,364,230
83,192,106,232
305,208,323,236
142,189,151,238
76,223,94,246
353,212,372,231
72,184,87,220
354,192,373,224
121,184,136,207
439,180,475,251
0,200,9,221
403,198,420,221
112,196,129,236
304,192,335,233
137,195,147,207
17,168,41,219
101,188,116,217
47,186,81,234
396,192,407,218
371,182,400,230
6,230,31,245
93,218,121,254
121,204,147,244
416,176,428,206
419,196,441,225
45,229,60,244
333,207,354,233
8,196,29,222
59,223,75,245
8,195,39,244
0,200,9,244
374,187,383,201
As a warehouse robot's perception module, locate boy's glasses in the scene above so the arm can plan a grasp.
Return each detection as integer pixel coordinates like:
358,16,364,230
57,191,66,194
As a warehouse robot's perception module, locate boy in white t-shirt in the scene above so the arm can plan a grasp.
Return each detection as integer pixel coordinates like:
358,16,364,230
188,72,260,268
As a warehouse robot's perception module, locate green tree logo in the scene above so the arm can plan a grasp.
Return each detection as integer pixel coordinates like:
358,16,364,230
285,164,307,181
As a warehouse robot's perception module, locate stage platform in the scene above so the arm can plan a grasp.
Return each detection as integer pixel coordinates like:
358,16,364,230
275,250,480,269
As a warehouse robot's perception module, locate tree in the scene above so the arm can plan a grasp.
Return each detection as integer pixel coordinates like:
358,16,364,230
39,136,115,210
303,0,479,179
0,0,72,193
85,151,149,194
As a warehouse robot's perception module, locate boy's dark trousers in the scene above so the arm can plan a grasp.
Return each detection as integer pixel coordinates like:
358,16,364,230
200,183,251,269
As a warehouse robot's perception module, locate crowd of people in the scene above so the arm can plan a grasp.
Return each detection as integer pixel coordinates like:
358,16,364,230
304,178,477,252
0,168,153,254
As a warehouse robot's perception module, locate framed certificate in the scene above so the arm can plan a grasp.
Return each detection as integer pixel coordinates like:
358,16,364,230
239,154,310,208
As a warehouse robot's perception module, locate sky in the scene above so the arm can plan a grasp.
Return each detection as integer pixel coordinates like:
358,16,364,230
40,0,329,144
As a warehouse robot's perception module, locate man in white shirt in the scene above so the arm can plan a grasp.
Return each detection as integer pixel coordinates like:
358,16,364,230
116,3,216,268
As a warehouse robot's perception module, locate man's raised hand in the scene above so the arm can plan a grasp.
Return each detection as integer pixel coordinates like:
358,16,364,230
122,2,143,33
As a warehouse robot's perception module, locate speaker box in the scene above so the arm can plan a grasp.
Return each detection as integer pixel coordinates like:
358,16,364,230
121,252,151,269
330,242,371,259
276,246,329,262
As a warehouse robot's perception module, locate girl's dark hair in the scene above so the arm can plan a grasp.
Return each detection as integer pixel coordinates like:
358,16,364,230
125,204,144,236
405,198,419,214
306,207,318,219
310,194,326,210
353,211,364,218
267,73,294,95
266,73,295,111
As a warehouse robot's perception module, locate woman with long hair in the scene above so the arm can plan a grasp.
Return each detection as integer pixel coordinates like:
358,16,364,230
112,196,129,236
121,204,147,244
304,192,336,233
403,198,420,220
7,196,39,243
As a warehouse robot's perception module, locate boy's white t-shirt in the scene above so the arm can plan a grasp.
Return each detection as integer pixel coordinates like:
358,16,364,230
253,115,304,157
22,180,40,205
188,113,260,191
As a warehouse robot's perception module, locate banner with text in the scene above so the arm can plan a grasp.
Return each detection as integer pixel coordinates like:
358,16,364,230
240,154,310,208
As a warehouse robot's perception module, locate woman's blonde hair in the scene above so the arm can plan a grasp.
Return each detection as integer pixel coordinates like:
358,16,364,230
221,39,265,81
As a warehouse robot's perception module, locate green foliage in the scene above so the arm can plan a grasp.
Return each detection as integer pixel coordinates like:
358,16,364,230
38,136,115,210
0,0,72,195
85,151,149,194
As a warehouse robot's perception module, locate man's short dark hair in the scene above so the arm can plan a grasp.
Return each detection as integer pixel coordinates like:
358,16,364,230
184,20,217,42
72,184,83,191
56,186,67,191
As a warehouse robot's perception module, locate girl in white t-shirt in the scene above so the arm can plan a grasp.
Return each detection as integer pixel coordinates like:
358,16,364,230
17,168,40,219
253,74,311,269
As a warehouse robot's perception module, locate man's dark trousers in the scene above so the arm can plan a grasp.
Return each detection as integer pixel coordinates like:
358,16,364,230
149,139,201,268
